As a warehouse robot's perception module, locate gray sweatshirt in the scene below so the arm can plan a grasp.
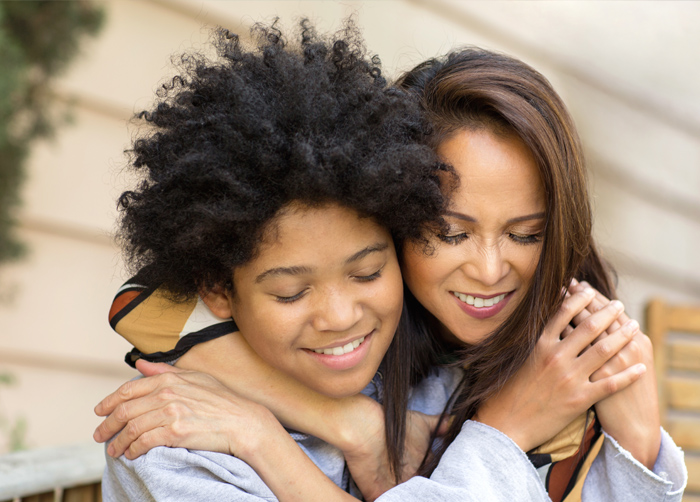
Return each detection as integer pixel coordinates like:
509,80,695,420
102,368,687,501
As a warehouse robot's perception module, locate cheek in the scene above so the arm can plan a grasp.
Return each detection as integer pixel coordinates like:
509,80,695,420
401,245,434,293
372,260,405,322
401,244,452,302
512,245,542,288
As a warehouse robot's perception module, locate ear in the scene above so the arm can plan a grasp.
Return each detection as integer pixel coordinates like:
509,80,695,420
200,284,234,319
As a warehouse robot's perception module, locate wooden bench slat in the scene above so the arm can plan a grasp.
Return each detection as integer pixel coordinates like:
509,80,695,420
667,377,700,411
64,482,102,502
687,454,700,492
667,306,700,332
669,340,700,372
21,493,54,502
667,416,700,450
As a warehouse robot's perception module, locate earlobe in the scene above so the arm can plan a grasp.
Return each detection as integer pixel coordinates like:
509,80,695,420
200,285,234,318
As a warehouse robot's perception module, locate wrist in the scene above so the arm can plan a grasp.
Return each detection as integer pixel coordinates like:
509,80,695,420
332,395,384,454
234,404,286,460
472,409,535,453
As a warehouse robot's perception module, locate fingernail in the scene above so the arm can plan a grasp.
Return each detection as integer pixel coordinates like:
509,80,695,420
610,300,624,312
622,319,639,334
107,443,115,457
583,287,595,297
571,278,579,286
635,363,647,375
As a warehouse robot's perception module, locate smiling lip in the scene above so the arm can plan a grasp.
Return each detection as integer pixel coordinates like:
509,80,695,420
305,331,374,371
451,291,513,319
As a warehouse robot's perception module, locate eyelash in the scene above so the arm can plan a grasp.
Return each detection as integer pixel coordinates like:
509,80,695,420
275,289,308,304
274,268,384,304
509,232,543,245
438,232,543,246
438,233,468,245
354,267,383,282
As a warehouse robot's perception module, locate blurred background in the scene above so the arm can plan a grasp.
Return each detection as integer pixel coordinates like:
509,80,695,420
0,0,698,454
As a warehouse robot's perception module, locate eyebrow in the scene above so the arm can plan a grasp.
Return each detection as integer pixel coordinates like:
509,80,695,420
254,242,389,284
345,242,389,264
445,211,545,224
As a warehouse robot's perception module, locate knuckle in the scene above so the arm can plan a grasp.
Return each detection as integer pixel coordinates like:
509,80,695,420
162,402,180,418
582,316,601,334
544,350,564,369
169,420,186,439
117,382,133,400
158,386,178,401
594,340,612,359
604,378,619,395
114,403,130,422
124,420,141,439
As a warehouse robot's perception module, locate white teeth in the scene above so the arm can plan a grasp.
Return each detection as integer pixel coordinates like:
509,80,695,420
452,292,506,308
313,336,365,356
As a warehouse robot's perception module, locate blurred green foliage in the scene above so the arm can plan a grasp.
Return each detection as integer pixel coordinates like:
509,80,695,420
0,0,104,265
0,372,26,452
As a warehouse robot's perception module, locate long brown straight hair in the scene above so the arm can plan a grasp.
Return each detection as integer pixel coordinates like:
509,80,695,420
384,48,617,475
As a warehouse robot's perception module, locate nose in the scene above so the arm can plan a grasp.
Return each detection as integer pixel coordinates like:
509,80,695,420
461,242,510,287
311,287,363,332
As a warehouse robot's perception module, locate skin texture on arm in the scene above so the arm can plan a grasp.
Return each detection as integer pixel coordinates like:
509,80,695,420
94,352,442,500
177,332,382,454
174,333,443,497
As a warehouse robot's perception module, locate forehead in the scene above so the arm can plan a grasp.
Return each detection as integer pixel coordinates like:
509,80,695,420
240,203,392,276
437,129,544,214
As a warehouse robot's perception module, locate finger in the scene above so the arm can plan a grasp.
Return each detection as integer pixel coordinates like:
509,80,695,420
106,407,178,458
567,282,620,333
94,374,195,441
94,390,172,443
589,363,646,403
543,287,597,343
580,281,630,329
124,425,179,460
563,300,625,355
590,323,643,381
560,324,575,339
136,359,181,377
95,377,161,417
579,319,640,375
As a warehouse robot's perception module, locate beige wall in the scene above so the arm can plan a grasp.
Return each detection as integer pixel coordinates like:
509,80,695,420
1,0,698,452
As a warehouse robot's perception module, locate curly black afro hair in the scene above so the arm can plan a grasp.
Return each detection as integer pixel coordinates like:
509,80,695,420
117,19,449,299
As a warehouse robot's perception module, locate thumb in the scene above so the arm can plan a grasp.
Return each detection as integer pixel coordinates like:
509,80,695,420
135,358,180,376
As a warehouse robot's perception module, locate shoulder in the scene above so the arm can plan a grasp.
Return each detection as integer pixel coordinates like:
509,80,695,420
104,446,277,501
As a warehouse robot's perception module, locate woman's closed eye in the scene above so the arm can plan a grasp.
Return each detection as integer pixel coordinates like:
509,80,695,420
437,232,468,245
509,232,542,245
